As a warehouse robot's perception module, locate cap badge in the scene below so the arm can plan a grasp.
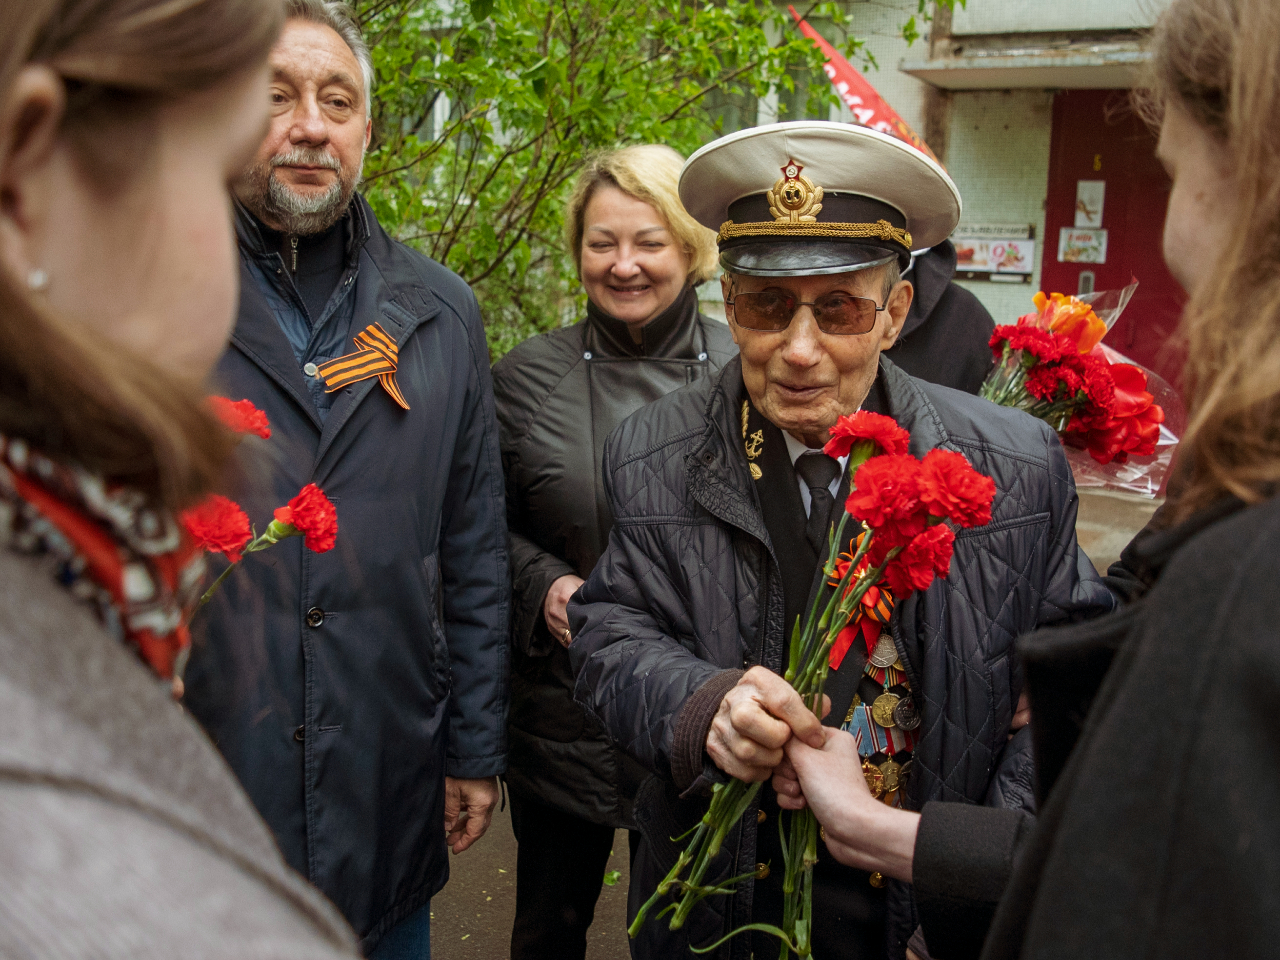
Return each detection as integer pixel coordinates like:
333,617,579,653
768,161,824,224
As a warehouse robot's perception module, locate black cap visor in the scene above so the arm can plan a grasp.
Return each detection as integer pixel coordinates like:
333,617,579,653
719,239,901,277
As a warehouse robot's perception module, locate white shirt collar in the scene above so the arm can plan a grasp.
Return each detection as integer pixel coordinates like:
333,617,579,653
783,430,849,473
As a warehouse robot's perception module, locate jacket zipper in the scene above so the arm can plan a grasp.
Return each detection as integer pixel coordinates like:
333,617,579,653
289,235,298,273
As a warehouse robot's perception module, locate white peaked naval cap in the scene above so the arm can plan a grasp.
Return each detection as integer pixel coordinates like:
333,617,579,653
679,121,962,277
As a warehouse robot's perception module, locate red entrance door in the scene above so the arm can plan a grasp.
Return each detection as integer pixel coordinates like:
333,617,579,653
1040,89,1187,395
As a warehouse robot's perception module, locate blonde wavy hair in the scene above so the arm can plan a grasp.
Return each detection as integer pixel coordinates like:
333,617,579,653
1137,0,1280,521
565,144,719,285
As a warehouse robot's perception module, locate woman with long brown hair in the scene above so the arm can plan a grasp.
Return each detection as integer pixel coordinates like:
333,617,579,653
773,0,1280,956
0,1,357,953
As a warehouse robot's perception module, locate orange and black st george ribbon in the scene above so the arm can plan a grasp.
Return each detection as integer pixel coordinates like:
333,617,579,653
316,322,410,410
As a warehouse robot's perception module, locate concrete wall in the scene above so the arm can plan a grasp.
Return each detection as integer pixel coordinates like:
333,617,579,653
825,0,932,136
945,89,1054,322
951,0,1167,35
818,0,1053,323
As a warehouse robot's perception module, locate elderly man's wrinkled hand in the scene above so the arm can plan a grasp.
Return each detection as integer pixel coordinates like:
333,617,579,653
706,666,829,782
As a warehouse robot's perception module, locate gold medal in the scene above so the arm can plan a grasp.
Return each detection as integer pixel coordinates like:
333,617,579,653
898,759,914,790
871,692,900,728
868,632,898,669
879,757,901,793
861,758,884,799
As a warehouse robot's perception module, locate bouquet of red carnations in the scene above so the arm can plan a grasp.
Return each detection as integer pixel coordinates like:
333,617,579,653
181,397,338,607
981,287,1167,469
628,412,996,959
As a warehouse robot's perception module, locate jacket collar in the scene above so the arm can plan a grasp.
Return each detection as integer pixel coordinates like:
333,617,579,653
227,194,443,460
584,285,703,359
233,195,372,270
686,352,951,541
1111,496,1246,601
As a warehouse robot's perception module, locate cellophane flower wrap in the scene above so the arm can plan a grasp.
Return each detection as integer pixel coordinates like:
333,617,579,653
979,284,1182,497
182,399,338,607
628,412,996,959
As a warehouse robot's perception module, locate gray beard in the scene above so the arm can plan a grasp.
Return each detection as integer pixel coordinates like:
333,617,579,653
239,153,362,236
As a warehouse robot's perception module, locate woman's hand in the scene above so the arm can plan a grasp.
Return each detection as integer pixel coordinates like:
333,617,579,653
783,727,920,882
777,726,870,816
706,666,830,782
544,574,585,647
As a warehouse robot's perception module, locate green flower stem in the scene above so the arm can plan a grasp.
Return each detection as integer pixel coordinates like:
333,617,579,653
197,520,301,607
633,455,899,954
196,560,238,607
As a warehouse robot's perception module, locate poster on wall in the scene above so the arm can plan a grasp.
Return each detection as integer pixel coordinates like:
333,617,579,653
1058,227,1108,263
951,223,1036,280
1074,180,1106,227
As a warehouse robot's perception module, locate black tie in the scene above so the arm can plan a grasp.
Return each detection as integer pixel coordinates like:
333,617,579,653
795,452,842,555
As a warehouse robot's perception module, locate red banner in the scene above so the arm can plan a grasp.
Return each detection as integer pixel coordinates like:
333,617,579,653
788,6,939,165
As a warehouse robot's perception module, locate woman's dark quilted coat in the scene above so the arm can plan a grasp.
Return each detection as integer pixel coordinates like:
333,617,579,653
492,289,737,826
567,355,1116,959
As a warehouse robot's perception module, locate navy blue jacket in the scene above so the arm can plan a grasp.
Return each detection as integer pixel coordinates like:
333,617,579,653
185,196,510,951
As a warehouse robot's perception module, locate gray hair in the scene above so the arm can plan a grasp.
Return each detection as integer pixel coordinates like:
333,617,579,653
879,259,902,302
286,0,374,117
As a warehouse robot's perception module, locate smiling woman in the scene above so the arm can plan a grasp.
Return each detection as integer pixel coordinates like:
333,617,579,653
0,0,360,955
492,143,735,960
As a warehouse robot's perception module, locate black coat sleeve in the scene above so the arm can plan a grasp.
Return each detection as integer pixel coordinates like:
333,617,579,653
912,801,1036,960
437,292,511,779
566,430,735,786
490,352,577,658
507,529,575,657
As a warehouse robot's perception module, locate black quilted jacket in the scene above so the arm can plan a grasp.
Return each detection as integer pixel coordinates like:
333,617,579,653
567,355,1115,960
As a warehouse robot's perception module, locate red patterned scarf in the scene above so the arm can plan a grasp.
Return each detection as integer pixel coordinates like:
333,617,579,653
0,434,204,680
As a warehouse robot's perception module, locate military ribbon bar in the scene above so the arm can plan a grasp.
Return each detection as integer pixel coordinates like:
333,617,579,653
316,322,410,410
828,582,895,671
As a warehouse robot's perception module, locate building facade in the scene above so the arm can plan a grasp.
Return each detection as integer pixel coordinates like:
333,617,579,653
706,0,1183,390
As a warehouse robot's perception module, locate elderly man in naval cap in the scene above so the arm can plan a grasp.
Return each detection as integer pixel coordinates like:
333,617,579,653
565,121,1115,960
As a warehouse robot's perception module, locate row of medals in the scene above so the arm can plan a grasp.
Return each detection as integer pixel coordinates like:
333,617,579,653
850,630,921,889
853,630,921,802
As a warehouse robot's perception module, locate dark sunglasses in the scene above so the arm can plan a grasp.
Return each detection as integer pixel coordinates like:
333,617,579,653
726,289,887,336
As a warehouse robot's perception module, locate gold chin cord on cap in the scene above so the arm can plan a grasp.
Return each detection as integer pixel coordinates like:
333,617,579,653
717,218,912,248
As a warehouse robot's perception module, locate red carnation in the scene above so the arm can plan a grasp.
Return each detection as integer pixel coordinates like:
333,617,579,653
273,483,338,553
918,449,997,528
181,495,252,562
1025,363,1083,403
882,523,955,597
209,396,271,440
824,411,911,459
846,454,930,549
1072,353,1116,419
989,325,1074,364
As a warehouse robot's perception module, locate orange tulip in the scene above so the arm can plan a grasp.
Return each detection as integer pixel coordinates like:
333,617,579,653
1034,291,1107,354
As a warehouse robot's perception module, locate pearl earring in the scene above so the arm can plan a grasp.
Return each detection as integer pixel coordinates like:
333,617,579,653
27,268,49,292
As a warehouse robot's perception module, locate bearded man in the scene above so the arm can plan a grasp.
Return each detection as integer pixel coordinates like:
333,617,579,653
566,122,1115,960
182,3,510,957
